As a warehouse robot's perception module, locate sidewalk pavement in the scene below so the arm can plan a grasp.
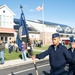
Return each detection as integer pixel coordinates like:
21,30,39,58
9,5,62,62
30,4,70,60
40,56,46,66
0,56,49,70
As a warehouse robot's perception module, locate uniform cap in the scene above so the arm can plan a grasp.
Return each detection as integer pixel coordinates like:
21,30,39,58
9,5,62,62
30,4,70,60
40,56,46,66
70,36,75,42
52,33,60,38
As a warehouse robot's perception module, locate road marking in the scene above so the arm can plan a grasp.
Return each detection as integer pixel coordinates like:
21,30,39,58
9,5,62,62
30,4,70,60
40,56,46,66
7,64,49,75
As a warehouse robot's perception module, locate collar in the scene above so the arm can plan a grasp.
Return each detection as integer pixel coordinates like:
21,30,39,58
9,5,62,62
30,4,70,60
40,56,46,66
52,43,61,48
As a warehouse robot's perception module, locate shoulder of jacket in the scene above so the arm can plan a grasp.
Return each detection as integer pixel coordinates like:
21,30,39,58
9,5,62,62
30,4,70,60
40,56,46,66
60,44,66,48
48,45,53,50
68,48,71,51
50,45,54,47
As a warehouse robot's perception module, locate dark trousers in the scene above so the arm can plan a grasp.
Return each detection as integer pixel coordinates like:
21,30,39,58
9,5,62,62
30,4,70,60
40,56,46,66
50,68,68,75
69,69,75,75
27,50,33,58
69,66,75,75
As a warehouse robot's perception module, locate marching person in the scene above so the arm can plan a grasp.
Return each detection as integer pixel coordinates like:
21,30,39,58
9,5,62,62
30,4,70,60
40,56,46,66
21,41,27,60
68,36,75,75
32,33,72,75
0,40,5,64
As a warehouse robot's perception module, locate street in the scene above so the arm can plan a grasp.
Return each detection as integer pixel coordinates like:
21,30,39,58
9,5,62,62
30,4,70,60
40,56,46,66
0,60,50,75
10,64,50,75
0,59,69,75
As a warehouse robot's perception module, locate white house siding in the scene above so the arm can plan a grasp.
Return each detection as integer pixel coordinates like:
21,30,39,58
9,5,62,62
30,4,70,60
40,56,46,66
0,5,15,28
45,25,56,32
29,33,40,41
27,21,45,32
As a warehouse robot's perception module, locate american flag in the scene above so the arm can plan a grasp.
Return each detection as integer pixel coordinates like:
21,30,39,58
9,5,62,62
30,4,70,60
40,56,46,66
36,5,43,11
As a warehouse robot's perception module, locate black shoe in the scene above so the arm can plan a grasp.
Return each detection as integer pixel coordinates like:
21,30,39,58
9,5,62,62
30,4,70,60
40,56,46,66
1,63,4,65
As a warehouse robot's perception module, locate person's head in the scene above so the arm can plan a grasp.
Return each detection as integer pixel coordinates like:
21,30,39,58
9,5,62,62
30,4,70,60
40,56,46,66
71,42,75,48
22,41,25,45
28,42,31,46
52,33,60,46
70,36,75,48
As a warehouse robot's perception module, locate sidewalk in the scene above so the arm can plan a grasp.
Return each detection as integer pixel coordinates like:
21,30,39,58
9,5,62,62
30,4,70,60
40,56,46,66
0,56,49,70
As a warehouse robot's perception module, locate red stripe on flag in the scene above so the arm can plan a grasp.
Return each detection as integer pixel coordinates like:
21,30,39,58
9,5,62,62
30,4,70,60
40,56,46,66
36,5,43,11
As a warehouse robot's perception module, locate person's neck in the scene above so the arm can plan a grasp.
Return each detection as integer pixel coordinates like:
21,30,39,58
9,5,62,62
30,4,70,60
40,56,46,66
55,43,60,47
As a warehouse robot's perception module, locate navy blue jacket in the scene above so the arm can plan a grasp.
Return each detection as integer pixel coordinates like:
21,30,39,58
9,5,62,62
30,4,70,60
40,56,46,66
68,48,75,72
36,43,72,69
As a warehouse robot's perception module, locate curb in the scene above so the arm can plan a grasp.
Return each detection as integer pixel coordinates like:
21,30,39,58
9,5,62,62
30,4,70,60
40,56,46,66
0,56,49,70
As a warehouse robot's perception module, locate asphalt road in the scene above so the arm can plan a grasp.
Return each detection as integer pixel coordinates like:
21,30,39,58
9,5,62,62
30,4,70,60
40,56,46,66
12,64,50,75
0,59,69,75
0,59,50,75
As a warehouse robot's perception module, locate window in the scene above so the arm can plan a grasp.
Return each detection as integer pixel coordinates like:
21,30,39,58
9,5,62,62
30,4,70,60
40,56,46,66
32,35,34,37
66,35,69,37
3,10,5,13
9,38,11,40
72,29,75,33
60,35,63,37
5,37,7,41
56,26,62,31
65,27,71,33
1,37,3,41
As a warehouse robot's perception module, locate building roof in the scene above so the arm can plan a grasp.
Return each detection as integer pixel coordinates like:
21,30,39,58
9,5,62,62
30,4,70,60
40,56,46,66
27,20,71,28
0,4,15,16
26,20,74,34
14,18,75,34
0,28,15,33
14,18,39,32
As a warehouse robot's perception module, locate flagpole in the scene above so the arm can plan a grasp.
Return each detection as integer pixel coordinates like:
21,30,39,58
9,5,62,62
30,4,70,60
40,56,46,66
20,5,23,13
42,2,45,45
20,5,39,75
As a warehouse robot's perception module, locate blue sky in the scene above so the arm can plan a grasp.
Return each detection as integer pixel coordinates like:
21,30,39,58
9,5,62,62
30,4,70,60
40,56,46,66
0,0,75,27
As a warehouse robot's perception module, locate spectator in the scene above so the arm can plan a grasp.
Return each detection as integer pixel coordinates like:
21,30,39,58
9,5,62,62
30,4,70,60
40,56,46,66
8,42,12,53
0,40,5,64
21,41,27,60
11,41,14,51
14,41,19,53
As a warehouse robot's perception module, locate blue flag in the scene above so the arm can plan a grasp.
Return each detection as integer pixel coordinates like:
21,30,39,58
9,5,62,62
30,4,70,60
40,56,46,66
20,12,28,35
16,10,28,50
16,35,22,50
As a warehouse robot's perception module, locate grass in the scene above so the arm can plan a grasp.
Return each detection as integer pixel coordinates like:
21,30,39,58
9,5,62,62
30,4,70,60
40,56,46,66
4,49,22,60
3,44,70,61
33,51,41,55
34,44,70,50
34,45,49,50
4,49,41,60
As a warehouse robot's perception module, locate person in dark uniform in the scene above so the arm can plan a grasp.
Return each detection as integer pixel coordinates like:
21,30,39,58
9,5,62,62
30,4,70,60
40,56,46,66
32,33,72,75
68,36,75,75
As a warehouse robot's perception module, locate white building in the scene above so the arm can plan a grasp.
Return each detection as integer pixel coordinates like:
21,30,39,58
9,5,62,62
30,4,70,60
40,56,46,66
0,4,16,44
25,20,75,45
14,19,75,45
